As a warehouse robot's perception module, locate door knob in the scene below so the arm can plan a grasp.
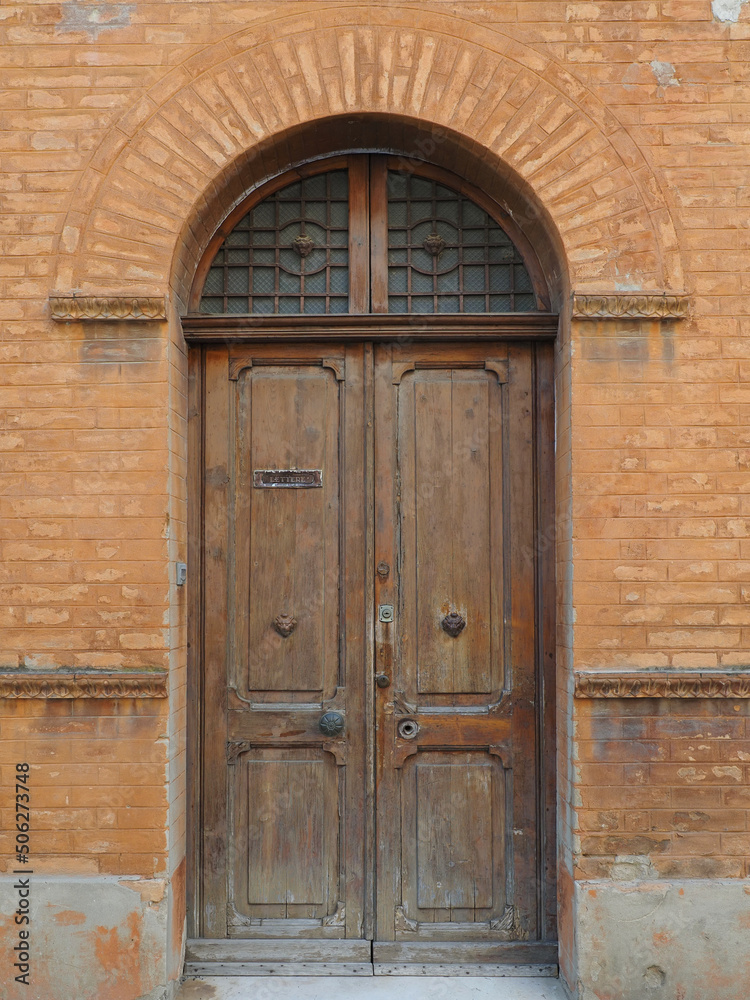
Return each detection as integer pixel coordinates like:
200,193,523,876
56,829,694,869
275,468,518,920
319,711,345,737
375,673,391,688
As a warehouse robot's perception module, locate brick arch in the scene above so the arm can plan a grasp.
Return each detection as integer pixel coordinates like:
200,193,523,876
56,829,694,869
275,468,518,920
52,9,684,302
176,115,569,314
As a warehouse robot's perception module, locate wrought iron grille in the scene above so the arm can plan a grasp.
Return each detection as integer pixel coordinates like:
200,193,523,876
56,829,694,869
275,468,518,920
386,171,536,314
197,165,539,315
199,170,349,316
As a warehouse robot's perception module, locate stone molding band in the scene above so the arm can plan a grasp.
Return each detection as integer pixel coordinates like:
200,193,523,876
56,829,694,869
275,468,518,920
574,670,750,699
49,293,689,323
50,296,167,322
0,670,168,699
572,293,690,320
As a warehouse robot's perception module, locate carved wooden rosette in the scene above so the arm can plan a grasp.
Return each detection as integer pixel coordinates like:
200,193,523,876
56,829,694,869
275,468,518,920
272,612,297,637
574,670,750,699
441,611,466,637
0,670,168,698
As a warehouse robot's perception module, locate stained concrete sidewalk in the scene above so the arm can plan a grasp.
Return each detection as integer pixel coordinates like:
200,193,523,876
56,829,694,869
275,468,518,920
176,976,568,1000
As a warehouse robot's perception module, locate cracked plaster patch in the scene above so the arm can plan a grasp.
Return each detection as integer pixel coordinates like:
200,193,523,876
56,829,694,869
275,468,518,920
57,2,134,39
712,0,749,22
650,60,679,87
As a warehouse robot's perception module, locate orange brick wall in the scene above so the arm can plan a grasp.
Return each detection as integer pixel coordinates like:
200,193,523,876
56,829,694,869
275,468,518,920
571,319,750,672
576,698,750,879
0,699,167,875
0,1,748,996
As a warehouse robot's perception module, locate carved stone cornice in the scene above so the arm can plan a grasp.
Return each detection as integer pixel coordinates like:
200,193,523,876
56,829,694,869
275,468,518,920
572,293,690,320
0,669,168,699
574,670,750,699
50,296,166,322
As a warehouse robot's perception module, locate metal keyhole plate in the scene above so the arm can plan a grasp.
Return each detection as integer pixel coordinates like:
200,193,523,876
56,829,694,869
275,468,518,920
398,719,419,740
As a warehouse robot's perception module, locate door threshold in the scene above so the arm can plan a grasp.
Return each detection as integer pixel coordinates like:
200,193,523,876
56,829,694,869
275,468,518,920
184,962,374,976
373,964,558,976
185,938,559,978
183,963,558,978
185,938,373,976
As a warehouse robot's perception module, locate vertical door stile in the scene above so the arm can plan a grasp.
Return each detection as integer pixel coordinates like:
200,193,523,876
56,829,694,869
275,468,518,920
373,342,397,941
202,347,231,938
363,341,377,943
536,342,557,943
343,342,367,939
507,343,539,939
187,347,204,936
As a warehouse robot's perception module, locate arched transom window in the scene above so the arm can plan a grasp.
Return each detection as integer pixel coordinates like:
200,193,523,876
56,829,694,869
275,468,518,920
192,156,548,317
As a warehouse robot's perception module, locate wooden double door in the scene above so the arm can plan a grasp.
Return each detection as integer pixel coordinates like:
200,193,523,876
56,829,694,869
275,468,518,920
190,337,555,974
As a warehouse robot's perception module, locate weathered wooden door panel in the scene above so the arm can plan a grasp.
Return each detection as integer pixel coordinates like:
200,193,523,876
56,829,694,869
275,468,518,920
201,343,368,952
407,753,500,914
374,342,540,958
235,361,340,699
397,362,506,701
233,749,340,918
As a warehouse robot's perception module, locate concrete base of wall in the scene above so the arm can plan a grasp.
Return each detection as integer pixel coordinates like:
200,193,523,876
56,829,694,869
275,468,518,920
572,878,750,1000
5,873,749,999
0,875,178,1000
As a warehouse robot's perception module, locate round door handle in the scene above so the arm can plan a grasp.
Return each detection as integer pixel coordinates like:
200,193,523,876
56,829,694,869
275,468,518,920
375,673,391,688
319,711,345,737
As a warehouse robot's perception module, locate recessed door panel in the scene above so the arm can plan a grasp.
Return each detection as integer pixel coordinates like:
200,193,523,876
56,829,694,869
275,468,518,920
411,754,497,912
232,749,340,920
398,367,503,699
239,364,340,697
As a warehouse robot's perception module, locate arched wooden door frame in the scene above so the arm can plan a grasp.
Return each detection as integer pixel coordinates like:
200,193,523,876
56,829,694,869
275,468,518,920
183,152,558,975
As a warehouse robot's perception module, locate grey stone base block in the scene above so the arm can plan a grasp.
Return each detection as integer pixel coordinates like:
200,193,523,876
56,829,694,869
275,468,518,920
0,874,176,1000
573,878,750,1000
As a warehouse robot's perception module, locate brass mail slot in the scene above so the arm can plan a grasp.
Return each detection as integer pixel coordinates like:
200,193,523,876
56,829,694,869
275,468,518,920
253,470,323,488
